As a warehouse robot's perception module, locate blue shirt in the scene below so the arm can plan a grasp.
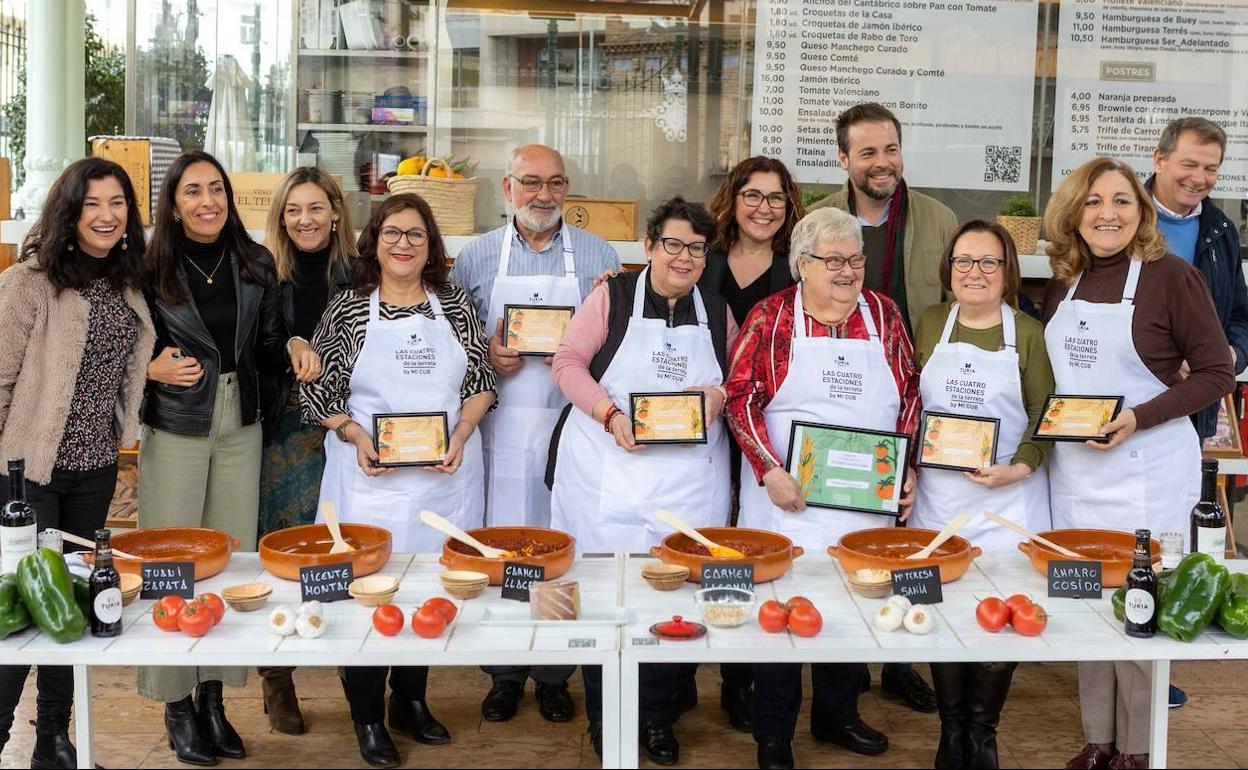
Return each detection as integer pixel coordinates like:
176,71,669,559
450,220,622,328
1154,196,1201,264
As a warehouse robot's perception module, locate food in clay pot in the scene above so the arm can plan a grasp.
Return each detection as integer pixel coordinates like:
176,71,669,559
650,527,803,584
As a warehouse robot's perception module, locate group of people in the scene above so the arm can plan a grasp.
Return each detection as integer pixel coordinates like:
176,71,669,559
0,100,1242,770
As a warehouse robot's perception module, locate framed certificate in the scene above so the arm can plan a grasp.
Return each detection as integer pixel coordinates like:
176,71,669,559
629,392,708,445
917,412,1000,473
503,304,575,356
373,412,449,467
784,421,911,516
1031,395,1124,442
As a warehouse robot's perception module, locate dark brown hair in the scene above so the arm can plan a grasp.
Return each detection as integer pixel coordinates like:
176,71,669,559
706,156,805,257
835,102,903,155
938,219,1022,308
645,197,717,245
352,193,448,294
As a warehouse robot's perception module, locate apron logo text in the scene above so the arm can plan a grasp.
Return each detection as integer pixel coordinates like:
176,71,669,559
821,369,863,399
1063,335,1099,369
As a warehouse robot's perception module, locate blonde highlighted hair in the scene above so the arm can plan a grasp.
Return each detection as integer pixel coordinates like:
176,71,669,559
265,167,358,283
1044,157,1167,283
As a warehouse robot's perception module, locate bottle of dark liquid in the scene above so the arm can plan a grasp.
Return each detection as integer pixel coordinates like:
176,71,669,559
1124,528,1158,639
1191,458,1227,564
89,529,122,637
1,459,36,574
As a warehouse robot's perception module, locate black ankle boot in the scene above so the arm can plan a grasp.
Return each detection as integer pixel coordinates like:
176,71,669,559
388,693,450,745
30,732,85,769
354,722,400,768
195,681,245,759
965,662,1017,769
930,662,968,769
164,696,216,767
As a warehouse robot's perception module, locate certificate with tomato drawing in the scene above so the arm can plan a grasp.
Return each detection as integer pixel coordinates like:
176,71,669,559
785,421,910,516
373,412,449,467
503,304,575,356
1031,395,1123,442
917,412,1000,473
629,392,707,445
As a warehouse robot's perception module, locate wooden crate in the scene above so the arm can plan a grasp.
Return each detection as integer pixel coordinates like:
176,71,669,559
91,138,151,225
562,197,638,241
230,172,289,231
0,157,12,270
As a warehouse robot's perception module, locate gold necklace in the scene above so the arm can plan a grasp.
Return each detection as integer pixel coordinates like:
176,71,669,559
184,252,227,285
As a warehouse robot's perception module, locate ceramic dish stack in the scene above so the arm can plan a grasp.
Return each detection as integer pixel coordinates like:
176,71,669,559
847,568,893,598
119,573,143,606
439,570,488,600
221,583,273,612
348,575,400,606
641,563,689,591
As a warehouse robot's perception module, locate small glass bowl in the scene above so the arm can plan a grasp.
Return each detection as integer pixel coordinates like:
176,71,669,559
694,587,757,628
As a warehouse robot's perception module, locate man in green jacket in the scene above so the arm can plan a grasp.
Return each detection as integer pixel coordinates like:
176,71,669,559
808,102,958,331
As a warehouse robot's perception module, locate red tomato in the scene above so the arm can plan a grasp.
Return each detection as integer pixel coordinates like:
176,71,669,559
976,597,1010,633
1005,594,1033,622
411,605,448,639
372,605,405,636
787,604,823,637
177,602,214,637
785,596,814,609
758,600,790,633
1011,603,1048,636
193,594,226,625
423,597,457,624
152,596,186,632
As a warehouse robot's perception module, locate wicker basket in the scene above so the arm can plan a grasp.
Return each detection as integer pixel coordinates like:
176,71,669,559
386,158,478,235
996,215,1041,256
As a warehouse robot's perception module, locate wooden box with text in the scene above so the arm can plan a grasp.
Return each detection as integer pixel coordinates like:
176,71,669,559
90,138,151,225
231,172,344,230
562,198,638,242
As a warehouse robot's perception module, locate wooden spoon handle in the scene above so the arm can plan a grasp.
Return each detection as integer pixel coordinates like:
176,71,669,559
655,509,721,551
982,511,1085,559
907,513,971,560
419,510,504,559
54,529,140,561
321,501,349,547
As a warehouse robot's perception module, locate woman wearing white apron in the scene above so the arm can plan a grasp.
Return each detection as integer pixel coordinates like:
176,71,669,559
911,221,1055,769
1038,159,1234,770
303,195,497,768
725,208,922,769
548,198,738,764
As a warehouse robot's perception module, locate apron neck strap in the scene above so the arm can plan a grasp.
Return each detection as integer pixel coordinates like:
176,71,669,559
633,266,709,325
500,220,576,278
369,286,443,320
1064,258,1142,305
793,285,876,340
940,302,1016,349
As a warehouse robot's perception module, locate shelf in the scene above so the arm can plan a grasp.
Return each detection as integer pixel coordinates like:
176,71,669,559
299,48,429,60
298,123,429,134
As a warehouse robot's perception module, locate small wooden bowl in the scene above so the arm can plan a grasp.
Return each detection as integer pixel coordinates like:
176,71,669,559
848,575,892,599
440,570,489,585
118,573,142,607
642,563,690,591
442,582,487,600
221,583,273,612
349,576,400,607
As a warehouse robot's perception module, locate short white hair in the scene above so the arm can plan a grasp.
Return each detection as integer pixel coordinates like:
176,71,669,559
506,144,565,177
789,208,864,280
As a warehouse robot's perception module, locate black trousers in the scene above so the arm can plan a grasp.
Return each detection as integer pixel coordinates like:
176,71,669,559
582,664,680,727
481,665,576,686
0,464,116,750
675,662,753,689
752,662,869,740
340,667,429,724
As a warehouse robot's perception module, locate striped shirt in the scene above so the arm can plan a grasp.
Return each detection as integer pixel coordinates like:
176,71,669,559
449,220,622,327
725,286,922,483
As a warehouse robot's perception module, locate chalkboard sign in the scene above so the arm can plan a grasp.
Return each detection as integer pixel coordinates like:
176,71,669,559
502,562,546,602
1048,560,1103,599
891,566,943,605
700,562,755,592
299,562,354,603
140,562,194,600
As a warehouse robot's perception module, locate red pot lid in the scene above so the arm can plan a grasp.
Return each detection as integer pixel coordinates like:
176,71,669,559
650,615,707,640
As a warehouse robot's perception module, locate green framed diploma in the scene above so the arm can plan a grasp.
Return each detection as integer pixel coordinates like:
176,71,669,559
917,412,1000,473
1031,395,1124,442
630,392,708,445
503,304,576,356
785,421,911,516
373,412,449,467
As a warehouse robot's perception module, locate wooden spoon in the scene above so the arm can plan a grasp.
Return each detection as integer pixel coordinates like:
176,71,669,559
419,510,513,559
982,511,1086,559
655,509,746,559
52,529,141,561
906,513,972,560
322,501,355,555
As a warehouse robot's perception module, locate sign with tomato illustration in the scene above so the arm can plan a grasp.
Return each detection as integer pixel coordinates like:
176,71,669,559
1031,394,1123,442
916,411,1001,473
502,304,575,356
785,421,911,516
372,411,450,467
629,392,708,445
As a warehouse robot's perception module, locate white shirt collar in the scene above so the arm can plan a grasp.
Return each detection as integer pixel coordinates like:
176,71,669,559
855,195,892,227
1152,195,1202,222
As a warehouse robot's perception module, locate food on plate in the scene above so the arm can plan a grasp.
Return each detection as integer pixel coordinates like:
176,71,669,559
372,605,404,636
411,602,448,638
177,601,214,637
976,597,1010,633
530,581,581,621
14,549,87,644
674,539,776,558
855,541,960,560
903,605,934,635
1157,552,1230,642
269,605,297,636
875,604,905,632
446,537,563,558
295,612,327,639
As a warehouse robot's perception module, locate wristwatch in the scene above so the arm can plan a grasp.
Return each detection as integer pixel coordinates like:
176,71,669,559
334,420,356,442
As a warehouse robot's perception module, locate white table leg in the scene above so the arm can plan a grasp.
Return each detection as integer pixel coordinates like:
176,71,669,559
620,658,641,769
73,665,93,770
1148,660,1170,769
600,656,621,769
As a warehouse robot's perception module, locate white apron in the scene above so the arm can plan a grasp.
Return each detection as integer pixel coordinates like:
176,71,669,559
738,288,903,551
318,289,485,553
1044,258,1199,540
550,268,731,553
911,303,1051,550
482,222,580,528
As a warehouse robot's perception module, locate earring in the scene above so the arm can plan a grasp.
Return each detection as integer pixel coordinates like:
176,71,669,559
121,233,128,251
174,215,181,223
67,243,74,251
332,221,338,232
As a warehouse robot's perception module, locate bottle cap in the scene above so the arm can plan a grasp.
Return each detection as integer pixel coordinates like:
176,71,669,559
1135,528,1151,540
6,458,23,473
95,528,111,540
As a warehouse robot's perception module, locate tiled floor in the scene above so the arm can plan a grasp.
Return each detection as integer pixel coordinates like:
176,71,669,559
2,661,1245,768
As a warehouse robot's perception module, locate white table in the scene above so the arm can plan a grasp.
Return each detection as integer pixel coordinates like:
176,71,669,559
618,553,1248,770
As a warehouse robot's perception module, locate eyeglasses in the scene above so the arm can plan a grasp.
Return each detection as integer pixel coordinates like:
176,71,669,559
656,237,710,259
379,227,428,246
950,256,1004,274
802,251,866,271
739,189,788,209
509,175,570,194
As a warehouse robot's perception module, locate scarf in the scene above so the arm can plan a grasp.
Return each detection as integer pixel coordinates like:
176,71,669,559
848,178,909,321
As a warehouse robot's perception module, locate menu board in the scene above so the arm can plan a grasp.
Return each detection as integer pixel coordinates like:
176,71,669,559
1052,0,1248,194
750,0,1039,191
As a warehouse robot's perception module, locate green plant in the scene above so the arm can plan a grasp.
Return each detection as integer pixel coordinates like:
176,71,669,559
999,194,1038,218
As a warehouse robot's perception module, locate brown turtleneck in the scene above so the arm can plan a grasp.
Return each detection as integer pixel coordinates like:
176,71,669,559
1041,250,1234,431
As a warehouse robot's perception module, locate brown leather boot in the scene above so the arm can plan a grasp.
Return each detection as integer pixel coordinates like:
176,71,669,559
1066,744,1115,770
1107,752,1147,769
259,667,305,735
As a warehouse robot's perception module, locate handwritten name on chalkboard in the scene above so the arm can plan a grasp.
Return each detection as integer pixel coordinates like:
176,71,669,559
299,562,354,603
700,562,755,592
891,566,943,605
141,562,195,600
1048,560,1103,599
502,562,546,602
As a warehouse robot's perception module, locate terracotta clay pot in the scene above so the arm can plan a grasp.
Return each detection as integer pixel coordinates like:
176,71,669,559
82,527,240,581
439,526,576,586
1018,529,1160,588
259,523,393,581
649,528,804,584
827,528,981,584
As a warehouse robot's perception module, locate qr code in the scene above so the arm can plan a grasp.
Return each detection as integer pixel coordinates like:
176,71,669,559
984,145,1022,184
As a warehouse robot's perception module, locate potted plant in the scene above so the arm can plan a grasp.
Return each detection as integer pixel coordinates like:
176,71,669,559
997,194,1041,256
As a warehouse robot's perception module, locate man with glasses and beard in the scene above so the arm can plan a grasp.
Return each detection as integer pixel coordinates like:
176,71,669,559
450,144,620,728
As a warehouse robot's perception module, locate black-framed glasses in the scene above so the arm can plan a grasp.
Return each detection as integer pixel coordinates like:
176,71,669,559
738,189,788,209
657,237,710,259
950,256,1004,274
803,251,866,271
509,175,570,194
379,227,428,246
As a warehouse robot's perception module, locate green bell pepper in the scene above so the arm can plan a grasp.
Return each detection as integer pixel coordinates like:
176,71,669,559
1157,553,1230,642
72,575,91,619
0,573,30,639
14,549,86,644
1111,569,1176,623
1216,573,1248,639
